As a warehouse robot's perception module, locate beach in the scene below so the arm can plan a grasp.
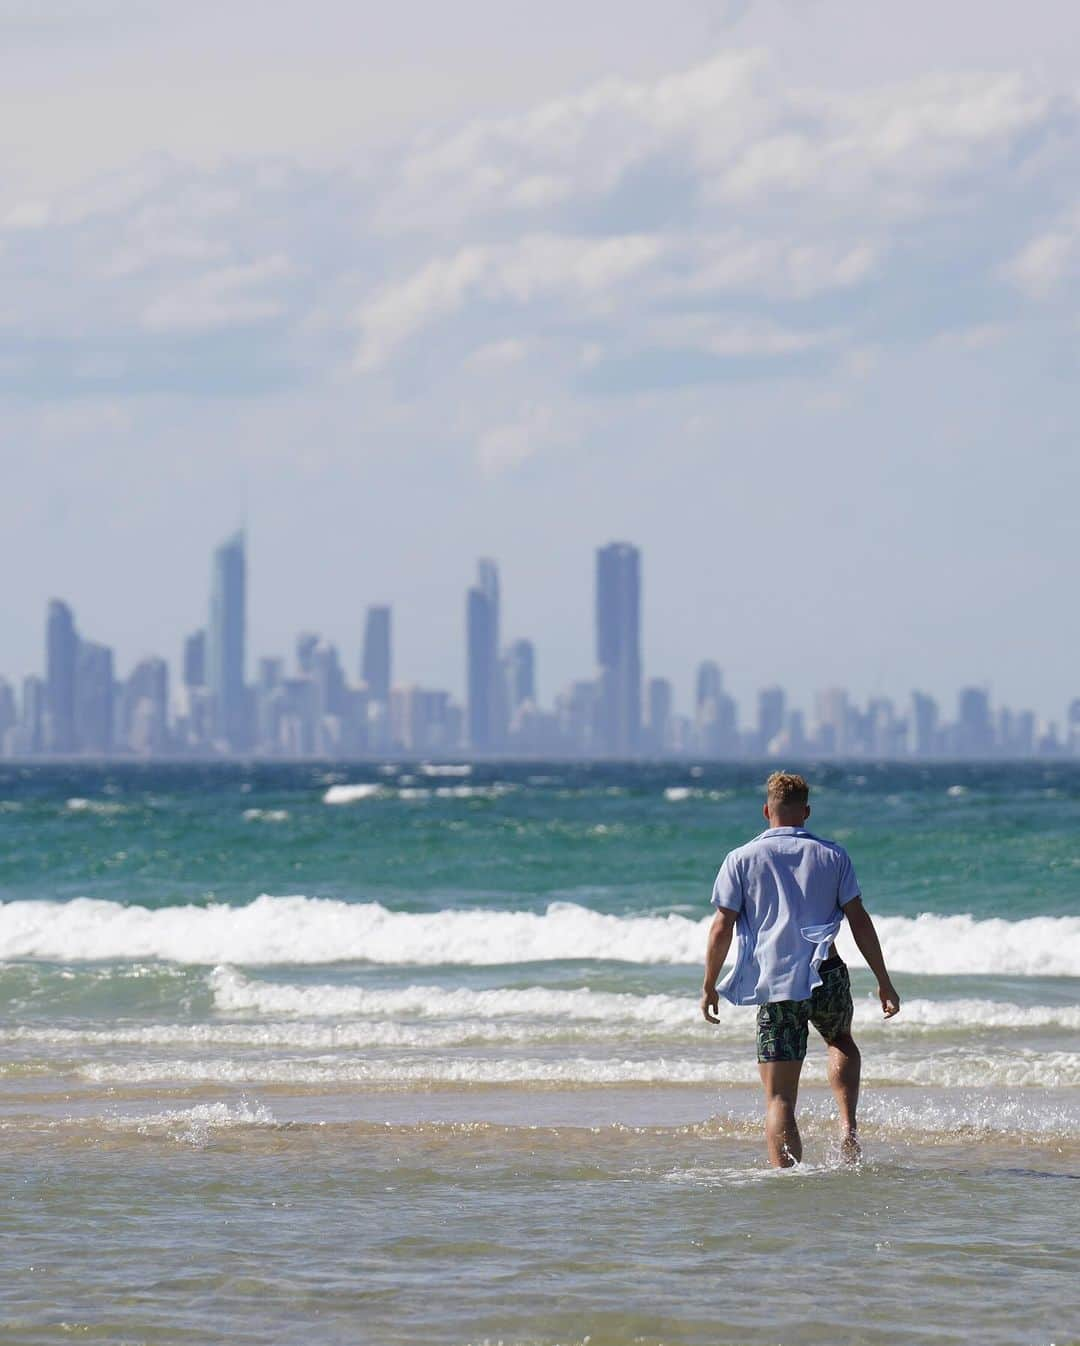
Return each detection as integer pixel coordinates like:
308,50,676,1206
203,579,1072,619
1,762,1077,1344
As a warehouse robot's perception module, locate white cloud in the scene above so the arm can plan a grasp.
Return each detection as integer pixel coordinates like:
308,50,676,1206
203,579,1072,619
475,403,560,475
1005,208,1080,299
4,199,50,229
141,254,292,332
355,234,663,369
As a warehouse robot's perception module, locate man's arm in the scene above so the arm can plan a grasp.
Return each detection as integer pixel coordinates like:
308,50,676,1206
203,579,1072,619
842,897,900,1017
701,907,738,1023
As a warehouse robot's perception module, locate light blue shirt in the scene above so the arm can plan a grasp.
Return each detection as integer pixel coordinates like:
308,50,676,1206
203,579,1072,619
711,827,861,1005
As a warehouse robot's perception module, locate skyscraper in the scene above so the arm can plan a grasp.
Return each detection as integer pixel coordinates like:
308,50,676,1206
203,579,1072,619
76,641,114,755
183,629,206,688
45,599,78,753
123,657,169,754
20,676,45,755
207,532,246,750
505,638,535,711
595,543,641,757
910,692,939,757
955,687,993,756
362,606,392,704
757,686,786,755
696,662,723,713
466,562,500,752
646,676,673,754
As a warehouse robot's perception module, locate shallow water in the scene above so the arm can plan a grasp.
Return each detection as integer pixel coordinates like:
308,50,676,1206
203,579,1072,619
1,763,1077,1344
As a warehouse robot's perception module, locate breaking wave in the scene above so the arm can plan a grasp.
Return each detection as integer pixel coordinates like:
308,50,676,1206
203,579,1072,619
1,896,1078,975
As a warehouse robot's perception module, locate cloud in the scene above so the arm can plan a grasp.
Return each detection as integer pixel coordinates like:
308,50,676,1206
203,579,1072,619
1005,206,1080,299
142,254,292,331
354,233,663,369
475,403,564,475
1,48,1078,419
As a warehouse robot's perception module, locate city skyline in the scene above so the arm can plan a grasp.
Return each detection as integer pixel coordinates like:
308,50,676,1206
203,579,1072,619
4,9,1080,730
2,530,1077,761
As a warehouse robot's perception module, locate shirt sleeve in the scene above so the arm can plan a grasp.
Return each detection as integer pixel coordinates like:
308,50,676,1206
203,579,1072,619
837,849,861,908
711,853,743,914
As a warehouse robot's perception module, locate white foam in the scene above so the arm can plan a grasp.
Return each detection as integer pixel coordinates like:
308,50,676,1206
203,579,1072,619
242,808,290,823
100,1100,277,1146
210,970,1080,1033
77,1050,1080,1090
664,787,692,802
419,764,473,777
1,897,1078,976
322,783,382,805
65,798,128,816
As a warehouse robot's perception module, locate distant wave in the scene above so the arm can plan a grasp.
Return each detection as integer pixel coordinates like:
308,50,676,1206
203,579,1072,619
74,1050,1080,1090
210,969,1080,1032
1,897,1078,976
322,782,510,804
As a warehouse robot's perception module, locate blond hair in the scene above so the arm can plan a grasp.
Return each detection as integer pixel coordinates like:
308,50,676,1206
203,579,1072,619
766,771,809,808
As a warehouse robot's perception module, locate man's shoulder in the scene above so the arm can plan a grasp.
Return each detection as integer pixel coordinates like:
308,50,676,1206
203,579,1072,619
733,829,851,863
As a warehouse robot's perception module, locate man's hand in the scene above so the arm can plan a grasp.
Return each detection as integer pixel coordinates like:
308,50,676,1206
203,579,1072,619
701,908,736,1024
878,980,900,1018
701,985,721,1024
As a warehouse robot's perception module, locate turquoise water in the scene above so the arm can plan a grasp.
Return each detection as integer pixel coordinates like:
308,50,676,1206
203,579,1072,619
1,763,1077,1344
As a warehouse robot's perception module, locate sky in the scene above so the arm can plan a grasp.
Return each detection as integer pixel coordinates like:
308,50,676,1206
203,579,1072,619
2,0,1079,725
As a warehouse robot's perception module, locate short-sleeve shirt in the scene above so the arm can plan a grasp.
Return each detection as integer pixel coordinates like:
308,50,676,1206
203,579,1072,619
711,827,861,1005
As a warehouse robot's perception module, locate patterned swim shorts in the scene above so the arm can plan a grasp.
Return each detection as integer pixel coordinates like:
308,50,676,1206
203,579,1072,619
756,962,854,1063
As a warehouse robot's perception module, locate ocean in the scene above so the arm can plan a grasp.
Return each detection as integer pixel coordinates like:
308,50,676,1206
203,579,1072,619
1,761,1077,1345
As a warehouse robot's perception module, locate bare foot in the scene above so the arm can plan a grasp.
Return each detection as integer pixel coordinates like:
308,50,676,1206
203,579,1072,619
839,1131,862,1165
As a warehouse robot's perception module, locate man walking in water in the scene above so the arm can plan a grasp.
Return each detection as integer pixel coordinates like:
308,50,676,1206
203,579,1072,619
701,772,900,1167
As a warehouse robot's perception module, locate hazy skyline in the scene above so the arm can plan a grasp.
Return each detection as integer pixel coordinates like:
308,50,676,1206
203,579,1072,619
3,1,1079,719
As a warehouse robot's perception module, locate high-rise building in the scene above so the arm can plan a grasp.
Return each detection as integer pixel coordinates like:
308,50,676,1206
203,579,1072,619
467,589,497,752
814,688,849,756
646,677,673,754
207,532,246,750
1068,698,1080,756
466,560,502,752
955,687,993,756
910,692,939,758
505,639,535,712
123,657,169,754
757,686,785,756
361,606,392,704
556,679,601,756
183,630,206,688
296,632,319,676
0,678,15,756
596,543,641,757
390,685,456,753
45,599,79,753
20,676,45,755
76,641,114,755
695,661,736,755
696,662,723,713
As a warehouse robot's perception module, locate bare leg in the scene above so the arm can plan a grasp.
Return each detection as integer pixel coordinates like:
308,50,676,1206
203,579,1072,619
758,1059,804,1168
826,1032,861,1162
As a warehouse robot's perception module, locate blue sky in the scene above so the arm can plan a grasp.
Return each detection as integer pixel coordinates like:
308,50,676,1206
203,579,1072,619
1,0,1078,724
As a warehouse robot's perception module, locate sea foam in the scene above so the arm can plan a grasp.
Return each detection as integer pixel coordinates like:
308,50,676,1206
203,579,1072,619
1,896,1078,975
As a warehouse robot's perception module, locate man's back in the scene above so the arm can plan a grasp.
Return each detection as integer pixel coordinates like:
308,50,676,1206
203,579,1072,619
711,826,861,1005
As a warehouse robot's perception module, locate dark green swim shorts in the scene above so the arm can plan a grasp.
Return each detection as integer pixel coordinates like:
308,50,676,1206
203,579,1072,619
756,961,854,1063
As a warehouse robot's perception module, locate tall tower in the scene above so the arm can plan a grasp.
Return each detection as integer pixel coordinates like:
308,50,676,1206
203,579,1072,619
466,561,500,752
76,641,114,755
207,531,246,750
505,639,536,711
45,599,79,753
362,606,392,704
595,543,641,757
